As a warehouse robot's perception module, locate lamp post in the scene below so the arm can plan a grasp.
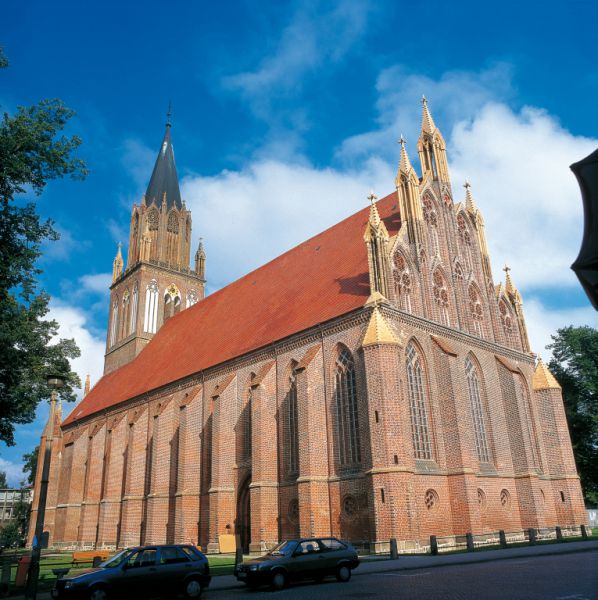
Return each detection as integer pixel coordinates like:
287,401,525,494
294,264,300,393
25,374,64,600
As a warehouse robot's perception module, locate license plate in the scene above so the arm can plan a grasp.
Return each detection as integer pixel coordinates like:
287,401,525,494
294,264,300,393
238,572,247,579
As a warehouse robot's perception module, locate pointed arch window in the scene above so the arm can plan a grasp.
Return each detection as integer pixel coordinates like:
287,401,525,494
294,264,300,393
163,284,181,322
286,366,299,476
334,348,361,466
457,214,473,272
465,357,491,464
517,375,542,471
498,299,516,347
406,342,433,460
393,253,413,313
186,289,198,308
143,279,159,333
468,284,484,338
432,269,450,327
121,289,130,339
130,285,138,335
423,195,440,257
109,300,119,346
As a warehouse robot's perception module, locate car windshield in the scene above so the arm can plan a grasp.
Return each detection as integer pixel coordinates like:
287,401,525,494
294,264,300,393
101,549,133,568
268,540,297,556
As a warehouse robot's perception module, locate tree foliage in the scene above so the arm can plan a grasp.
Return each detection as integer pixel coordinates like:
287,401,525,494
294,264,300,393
22,446,39,486
548,325,598,506
0,471,7,488
0,50,87,445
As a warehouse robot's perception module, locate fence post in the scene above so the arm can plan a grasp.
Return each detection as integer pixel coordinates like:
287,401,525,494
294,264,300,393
390,538,398,560
466,533,474,552
528,528,536,546
430,535,438,556
581,524,588,540
499,530,507,548
555,526,562,541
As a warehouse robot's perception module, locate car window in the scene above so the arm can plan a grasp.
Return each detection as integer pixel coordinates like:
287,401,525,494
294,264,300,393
102,549,132,568
181,546,201,560
296,540,320,554
270,540,297,556
126,548,157,568
320,538,346,551
160,547,190,565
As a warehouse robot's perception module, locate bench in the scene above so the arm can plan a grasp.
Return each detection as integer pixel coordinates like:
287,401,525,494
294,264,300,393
71,551,111,566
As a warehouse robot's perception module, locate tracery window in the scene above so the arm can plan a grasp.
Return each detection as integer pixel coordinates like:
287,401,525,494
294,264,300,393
163,284,181,322
454,261,464,280
287,368,299,476
393,253,413,313
468,284,484,338
147,209,159,230
121,289,130,339
406,342,433,460
167,211,179,233
432,269,450,326
143,279,159,333
334,348,361,466
465,357,491,464
423,195,440,256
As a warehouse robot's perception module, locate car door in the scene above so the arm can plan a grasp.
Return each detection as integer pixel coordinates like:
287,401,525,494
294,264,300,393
157,546,194,596
121,548,158,598
288,540,324,580
318,537,346,574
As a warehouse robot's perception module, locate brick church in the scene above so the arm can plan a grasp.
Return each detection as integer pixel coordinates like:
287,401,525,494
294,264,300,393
29,100,587,553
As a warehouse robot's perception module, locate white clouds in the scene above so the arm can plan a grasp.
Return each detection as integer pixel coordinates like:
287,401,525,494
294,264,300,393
79,273,112,295
49,303,105,399
223,0,371,119
0,457,25,487
524,297,597,360
448,102,597,289
181,156,393,289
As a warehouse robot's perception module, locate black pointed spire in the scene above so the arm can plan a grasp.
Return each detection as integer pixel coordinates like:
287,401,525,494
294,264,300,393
145,108,182,210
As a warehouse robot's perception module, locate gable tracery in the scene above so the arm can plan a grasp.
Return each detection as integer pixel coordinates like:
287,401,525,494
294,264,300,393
393,252,413,313
422,193,440,257
432,268,450,327
468,283,484,338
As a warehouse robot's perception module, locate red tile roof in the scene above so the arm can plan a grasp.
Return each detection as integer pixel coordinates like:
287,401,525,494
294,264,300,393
63,192,401,426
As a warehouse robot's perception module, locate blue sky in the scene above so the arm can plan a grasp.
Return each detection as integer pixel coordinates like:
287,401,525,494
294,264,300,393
1,0,597,485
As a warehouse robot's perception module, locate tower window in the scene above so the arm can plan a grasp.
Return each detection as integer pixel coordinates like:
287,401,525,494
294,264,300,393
144,280,159,333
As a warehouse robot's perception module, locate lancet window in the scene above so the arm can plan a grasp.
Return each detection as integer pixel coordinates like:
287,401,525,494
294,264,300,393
286,366,299,476
120,290,130,339
498,299,516,347
465,357,491,464
334,348,361,466
406,342,433,460
457,214,473,272
186,289,199,308
163,284,181,323
130,285,138,334
109,300,119,346
143,279,159,333
393,253,413,313
432,269,450,327
517,375,542,471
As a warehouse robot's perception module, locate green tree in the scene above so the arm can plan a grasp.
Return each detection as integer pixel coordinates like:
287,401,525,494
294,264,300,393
548,325,598,506
22,447,39,486
0,47,86,445
0,519,23,548
0,471,7,488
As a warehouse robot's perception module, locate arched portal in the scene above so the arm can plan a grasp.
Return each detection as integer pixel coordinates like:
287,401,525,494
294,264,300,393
237,475,251,553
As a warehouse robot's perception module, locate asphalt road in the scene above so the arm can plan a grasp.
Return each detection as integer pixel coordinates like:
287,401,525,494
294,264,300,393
214,550,598,600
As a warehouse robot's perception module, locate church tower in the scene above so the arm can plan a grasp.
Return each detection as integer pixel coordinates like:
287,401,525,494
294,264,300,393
104,114,206,374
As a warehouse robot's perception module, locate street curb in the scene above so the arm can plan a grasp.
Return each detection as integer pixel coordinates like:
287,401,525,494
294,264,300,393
206,542,598,593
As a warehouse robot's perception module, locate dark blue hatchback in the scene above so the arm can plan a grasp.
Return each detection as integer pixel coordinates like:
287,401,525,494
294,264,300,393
52,545,211,600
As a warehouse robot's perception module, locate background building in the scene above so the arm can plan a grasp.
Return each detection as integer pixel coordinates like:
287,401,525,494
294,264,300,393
29,101,587,552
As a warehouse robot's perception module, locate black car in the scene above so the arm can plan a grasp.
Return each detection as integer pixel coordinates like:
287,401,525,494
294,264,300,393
234,537,359,590
52,545,211,600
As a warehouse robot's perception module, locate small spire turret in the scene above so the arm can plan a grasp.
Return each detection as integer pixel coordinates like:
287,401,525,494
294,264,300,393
421,96,437,134
503,266,530,352
364,191,392,301
195,237,206,279
112,242,124,282
417,97,450,182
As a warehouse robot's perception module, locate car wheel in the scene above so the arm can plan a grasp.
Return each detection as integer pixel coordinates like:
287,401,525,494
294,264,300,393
336,565,351,582
184,577,203,599
88,586,109,600
270,570,287,591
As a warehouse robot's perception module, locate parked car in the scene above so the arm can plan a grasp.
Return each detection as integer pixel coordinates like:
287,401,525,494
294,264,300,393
52,544,211,600
234,537,359,590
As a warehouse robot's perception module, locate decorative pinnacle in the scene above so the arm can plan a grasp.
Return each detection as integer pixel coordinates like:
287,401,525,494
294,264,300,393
503,264,511,275
421,95,437,134
464,180,476,212
464,180,471,190
166,101,172,128
397,134,413,176
367,190,381,227
367,190,378,205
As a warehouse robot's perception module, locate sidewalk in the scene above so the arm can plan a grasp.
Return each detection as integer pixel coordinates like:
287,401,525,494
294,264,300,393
11,540,598,598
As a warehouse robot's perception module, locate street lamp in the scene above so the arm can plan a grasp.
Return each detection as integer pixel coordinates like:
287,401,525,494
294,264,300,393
26,374,65,600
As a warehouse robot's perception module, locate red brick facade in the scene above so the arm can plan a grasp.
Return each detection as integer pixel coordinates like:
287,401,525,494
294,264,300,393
29,104,587,552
